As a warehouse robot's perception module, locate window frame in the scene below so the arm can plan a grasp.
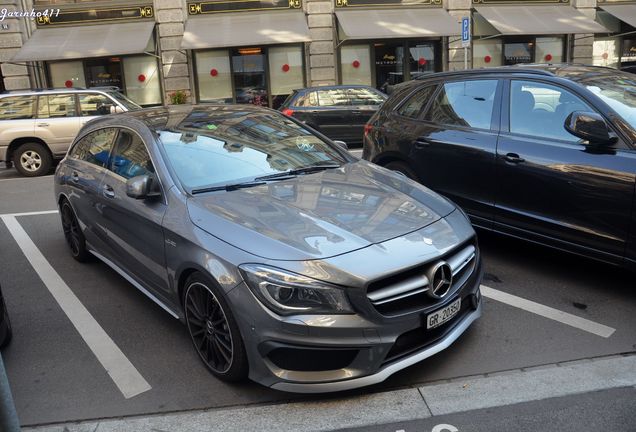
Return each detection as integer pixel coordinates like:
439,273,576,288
421,78,503,132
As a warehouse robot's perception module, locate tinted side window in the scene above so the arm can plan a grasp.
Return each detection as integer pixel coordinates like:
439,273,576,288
397,85,436,119
0,96,36,120
316,89,350,107
510,80,594,142
37,94,77,119
109,130,154,180
347,88,386,106
426,80,498,130
70,128,117,167
79,94,115,116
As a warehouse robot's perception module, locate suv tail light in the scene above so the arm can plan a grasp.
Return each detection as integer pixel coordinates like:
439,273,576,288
281,108,294,117
364,123,373,137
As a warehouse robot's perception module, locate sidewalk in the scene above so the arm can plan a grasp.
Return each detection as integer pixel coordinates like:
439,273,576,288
25,353,636,432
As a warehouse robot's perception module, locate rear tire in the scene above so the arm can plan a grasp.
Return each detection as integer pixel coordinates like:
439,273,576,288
384,161,419,181
13,142,52,177
60,200,91,262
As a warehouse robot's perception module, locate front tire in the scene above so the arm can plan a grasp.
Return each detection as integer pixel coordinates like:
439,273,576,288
13,143,52,177
60,200,90,262
184,273,248,382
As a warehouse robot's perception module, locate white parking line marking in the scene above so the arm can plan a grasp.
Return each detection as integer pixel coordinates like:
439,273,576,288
0,209,58,217
0,174,53,182
1,215,152,399
480,285,616,338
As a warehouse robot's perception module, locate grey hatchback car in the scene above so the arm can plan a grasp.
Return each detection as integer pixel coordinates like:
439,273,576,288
54,105,482,393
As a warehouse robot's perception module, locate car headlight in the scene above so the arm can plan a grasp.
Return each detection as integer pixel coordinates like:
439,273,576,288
239,264,353,315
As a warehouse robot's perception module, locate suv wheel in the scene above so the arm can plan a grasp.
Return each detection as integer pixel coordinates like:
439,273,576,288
13,143,52,177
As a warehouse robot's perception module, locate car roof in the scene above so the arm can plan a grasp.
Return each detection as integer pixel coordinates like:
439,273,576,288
294,84,381,93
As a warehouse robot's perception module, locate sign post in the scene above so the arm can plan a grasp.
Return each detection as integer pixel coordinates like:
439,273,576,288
461,17,470,70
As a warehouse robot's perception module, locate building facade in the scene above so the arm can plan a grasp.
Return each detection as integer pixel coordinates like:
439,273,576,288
0,0,634,108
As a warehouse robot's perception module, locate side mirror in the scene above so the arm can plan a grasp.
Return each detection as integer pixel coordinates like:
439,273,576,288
564,111,618,146
126,175,161,200
333,140,348,151
110,105,125,114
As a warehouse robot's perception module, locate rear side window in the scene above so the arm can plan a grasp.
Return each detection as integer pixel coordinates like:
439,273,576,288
37,94,77,119
347,88,386,106
425,80,498,130
79,94,115,116
316,89,350,107
0,96,36,120
397,85,436,119
68,128,117,167
109,130,154,179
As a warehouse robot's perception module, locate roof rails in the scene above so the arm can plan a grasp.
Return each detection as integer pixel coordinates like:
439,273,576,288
1,86,123,95
415,67,555,81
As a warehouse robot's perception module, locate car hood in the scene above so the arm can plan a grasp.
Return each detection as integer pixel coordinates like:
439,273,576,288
187,160,455,261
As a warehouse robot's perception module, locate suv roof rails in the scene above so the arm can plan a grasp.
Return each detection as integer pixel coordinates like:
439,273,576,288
1,86,122,95
415,67,555,81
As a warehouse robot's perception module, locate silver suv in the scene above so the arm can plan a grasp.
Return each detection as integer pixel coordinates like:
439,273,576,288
0,88,140,176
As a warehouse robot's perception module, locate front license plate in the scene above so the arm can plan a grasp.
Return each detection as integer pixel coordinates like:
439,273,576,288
426,298,461,330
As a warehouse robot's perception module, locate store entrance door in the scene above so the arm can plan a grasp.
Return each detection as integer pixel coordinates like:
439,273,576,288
85,57,123,89
232,48,268,107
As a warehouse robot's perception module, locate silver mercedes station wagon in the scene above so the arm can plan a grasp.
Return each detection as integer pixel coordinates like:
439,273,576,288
54,105,483,393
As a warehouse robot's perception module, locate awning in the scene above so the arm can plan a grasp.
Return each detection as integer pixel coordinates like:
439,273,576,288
336,8,461,40
600,5,636,28
182,12,310,50
475,6,608,35
12,21,155,62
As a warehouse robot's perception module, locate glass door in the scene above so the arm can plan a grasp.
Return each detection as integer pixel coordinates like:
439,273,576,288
232,48,268,107
374,42,405,92
85,57,123,89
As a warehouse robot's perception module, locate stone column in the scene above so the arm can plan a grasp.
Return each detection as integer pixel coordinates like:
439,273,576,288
154,0,192,104
571,0,596,64
306,0,336,86
0,0,33,90
444,0,470,71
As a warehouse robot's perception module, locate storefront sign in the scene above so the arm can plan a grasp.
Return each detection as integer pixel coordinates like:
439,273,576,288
188,0,302,14
335,0,441,7
35,5,153,26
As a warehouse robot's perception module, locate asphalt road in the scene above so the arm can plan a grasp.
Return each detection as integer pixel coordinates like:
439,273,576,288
0,164,635,427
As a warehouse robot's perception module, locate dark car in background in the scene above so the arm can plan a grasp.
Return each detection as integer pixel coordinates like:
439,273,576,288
364,65,636,269
279,85,386,147
54,104,482,392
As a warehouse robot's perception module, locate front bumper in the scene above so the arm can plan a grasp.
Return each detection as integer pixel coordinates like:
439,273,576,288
227,257,483,393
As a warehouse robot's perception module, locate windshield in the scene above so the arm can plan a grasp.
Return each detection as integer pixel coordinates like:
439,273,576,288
576,73,636,130
107,91,142,111
158,108,347,190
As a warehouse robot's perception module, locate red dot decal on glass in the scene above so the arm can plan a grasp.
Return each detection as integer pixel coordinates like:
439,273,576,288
138,74,146,82
602,52,609,60
352,60,360,68
418,58,427,66
484,55,492,64
65,80,73,88
544,54,553,62
282,64,290,72
210,68,218,77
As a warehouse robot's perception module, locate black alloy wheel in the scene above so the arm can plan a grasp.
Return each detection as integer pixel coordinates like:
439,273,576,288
184,273,248,381
60,201,90,262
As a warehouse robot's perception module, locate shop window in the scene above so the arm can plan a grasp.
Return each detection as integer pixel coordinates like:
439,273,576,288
123,56,161,106
504,41,533,65
623,39,636,64
426,80,498,130
232,47,268,107
85,57,122,88
37,94,77,118
408,42,436,80
374,42,404,91
536,37,563,64
196,50,233,103
49,61,86,88
593,38,619,68
341,45,372,86
269,46,304,109
473,40,503,68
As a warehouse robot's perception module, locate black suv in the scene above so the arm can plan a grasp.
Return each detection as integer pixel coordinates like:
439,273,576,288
363,65,636,269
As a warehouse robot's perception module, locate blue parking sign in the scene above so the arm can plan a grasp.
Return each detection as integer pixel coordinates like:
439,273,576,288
461,17,470,48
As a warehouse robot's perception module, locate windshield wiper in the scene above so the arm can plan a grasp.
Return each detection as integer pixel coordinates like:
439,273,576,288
191,180,267,194
255,164,341,181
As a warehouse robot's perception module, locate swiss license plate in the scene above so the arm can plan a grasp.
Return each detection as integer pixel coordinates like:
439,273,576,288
426,298,461,330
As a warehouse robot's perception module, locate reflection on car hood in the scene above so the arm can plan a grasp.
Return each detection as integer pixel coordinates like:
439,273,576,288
187,160,455,261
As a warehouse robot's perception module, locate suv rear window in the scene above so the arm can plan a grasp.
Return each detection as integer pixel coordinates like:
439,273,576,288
425,80,498,130
397,85,436,119
0,96,36,120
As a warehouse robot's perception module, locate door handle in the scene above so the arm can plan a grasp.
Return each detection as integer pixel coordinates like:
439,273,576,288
71,171,79,183
37,123,49,127
414,138,433,149
504,153,525,164
102,184,115,199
